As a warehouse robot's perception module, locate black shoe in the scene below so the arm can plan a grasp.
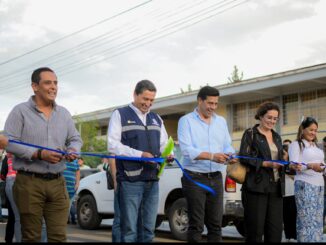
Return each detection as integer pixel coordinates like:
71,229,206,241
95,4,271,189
71,221,77,225
67,220,70,224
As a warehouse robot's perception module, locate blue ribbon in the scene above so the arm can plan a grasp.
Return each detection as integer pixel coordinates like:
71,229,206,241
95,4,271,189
228,154,308,166
11,139,313,196
8,139,217,195
8,139,164,163
173,158,217,196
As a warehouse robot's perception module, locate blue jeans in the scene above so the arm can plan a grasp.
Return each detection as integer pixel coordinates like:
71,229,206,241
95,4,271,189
323,195,326,226
119,181,159,242
70,198,76,223
41,218,47,243
5,177,21,242
112,189,121,242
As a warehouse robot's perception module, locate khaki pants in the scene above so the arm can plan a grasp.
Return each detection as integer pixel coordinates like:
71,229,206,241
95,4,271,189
13,173,69,242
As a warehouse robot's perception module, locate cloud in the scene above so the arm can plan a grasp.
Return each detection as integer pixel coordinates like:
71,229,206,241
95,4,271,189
0,0,326,130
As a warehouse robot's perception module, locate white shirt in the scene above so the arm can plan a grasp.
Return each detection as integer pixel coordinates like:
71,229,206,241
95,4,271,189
107,103,169,157
288,139,325,187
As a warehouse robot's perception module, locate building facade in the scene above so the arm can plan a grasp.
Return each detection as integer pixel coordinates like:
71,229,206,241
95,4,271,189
75,63,326,151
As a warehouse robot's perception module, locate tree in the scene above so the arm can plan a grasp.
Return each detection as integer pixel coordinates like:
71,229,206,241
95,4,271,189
227,65,243,83
180,83,192,93
75,117,107,168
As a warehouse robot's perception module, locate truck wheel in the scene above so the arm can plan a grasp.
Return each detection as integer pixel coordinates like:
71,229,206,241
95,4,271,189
77,194,102,230
168,198,188,241
234,219,246,237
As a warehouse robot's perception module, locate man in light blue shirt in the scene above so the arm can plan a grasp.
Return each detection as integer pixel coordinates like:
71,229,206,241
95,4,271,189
177,86,238,243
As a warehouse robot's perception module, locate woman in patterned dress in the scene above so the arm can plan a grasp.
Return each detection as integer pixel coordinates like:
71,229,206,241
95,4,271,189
289,117,325,242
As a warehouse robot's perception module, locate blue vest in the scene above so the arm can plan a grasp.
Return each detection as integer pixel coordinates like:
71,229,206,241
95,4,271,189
116,106,162,182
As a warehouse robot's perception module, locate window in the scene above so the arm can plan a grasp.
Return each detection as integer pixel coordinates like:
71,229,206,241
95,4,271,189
233,103,246,132
232,99,278,132
300,91,317,118
282,89,326,126
100,126,108,136
248,101,261,127
283,94,298,125
317,89,326,121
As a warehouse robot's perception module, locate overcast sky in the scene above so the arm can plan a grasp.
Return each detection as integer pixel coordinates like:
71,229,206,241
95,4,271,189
1,0,326,130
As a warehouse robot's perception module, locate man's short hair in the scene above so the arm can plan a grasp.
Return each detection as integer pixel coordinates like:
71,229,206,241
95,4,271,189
197,86,220,101
31,67,54,84
134,80,156,95
323,136,326,143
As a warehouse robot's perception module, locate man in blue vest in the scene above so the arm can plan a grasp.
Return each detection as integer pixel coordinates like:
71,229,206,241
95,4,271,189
108,80,172,242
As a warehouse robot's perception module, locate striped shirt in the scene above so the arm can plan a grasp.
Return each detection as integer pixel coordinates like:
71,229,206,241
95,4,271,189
4,96,83,174
63,160,80,199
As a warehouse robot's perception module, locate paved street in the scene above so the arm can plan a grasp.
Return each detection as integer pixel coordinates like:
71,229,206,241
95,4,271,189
0,212,244,243
4,213,326,243
0,221,244,243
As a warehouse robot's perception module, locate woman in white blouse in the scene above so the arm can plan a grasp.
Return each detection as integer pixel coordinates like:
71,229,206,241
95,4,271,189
289,117,325,242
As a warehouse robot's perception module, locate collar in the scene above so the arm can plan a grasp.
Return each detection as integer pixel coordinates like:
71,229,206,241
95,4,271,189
129,103,149,117
302,138,316,147
193,107,216,121
29,96,57,112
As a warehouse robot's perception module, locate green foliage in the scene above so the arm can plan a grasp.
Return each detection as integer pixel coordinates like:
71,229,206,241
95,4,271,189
75,117,107,168
180,83,193,93
227,65,244,83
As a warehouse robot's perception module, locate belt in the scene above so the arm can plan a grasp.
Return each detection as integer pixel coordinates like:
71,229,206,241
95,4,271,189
185,169,220,178
18,170,61,180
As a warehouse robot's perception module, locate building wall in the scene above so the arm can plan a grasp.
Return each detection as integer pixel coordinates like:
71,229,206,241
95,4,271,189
230,88,326,150
96,87,326,152
164,118,179,141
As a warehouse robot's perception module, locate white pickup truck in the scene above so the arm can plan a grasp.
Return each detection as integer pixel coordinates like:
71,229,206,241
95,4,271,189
75,150,244,241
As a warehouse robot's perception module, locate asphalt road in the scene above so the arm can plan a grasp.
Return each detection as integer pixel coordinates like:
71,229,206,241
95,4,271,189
0,220,244,243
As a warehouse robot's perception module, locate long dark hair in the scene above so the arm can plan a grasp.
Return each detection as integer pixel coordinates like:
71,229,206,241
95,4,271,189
296,117,318,151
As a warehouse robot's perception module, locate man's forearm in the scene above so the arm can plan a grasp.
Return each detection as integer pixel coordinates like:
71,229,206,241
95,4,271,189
5,142,36,160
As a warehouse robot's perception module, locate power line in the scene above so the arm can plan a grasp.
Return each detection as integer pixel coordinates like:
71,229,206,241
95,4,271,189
56,0,247,75
0,0,195,84
0,0,249,93
0,0,207,86
0,0,153,66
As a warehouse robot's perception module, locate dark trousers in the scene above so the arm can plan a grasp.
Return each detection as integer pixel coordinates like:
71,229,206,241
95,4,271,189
5,195,14,243
283,196,297,240
181,171,223,243
242,184,283,243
